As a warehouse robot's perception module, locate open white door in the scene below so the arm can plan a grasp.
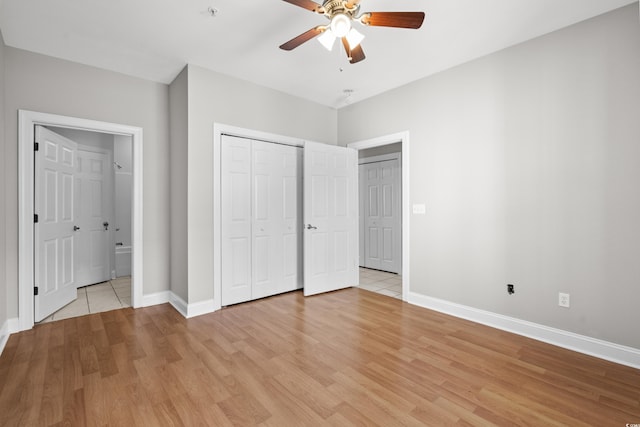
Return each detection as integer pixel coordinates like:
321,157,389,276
303,142,359,296
34,126,78,321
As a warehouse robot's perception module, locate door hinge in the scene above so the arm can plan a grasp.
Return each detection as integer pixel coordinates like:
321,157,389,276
34,142,39,151
34,286,39,296
34,214,39,223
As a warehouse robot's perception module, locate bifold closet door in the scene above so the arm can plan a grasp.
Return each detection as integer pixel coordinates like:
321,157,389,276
251,140,303,299
221,135,252,306
221,135,302,306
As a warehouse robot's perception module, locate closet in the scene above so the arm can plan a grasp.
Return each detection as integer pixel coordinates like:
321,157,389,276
221,135,303,306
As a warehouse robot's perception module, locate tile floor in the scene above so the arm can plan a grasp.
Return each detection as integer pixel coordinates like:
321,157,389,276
38,276,131,323
359,267,402,299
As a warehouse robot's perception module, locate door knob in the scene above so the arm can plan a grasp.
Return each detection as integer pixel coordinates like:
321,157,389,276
73,226,80,231
103,222,109,231
306,224,317,230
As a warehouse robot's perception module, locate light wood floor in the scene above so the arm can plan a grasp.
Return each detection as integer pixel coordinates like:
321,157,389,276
1,288,639,426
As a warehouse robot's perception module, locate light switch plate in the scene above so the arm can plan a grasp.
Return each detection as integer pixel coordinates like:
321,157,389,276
412,204,426,215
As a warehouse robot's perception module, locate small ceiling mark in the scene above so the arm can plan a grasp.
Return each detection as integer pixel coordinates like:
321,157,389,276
207,7,219,17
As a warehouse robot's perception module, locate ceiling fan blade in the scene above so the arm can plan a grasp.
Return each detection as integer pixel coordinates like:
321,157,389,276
350,44,365,64
280,27,324,51
341,37,366,64
281,0,324,13
360,12,425,29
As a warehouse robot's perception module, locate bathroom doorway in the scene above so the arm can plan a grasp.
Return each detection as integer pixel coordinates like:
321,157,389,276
18,110,143,331
34,125,133,322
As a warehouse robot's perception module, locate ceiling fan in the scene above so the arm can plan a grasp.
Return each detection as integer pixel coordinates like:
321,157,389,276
279,0,425,64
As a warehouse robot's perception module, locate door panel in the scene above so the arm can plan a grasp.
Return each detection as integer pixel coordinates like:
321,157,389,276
35,126,78,322
221,136,303,305
303,141,358,296
362,158,401,273
75,149,111,288
221,136,252,305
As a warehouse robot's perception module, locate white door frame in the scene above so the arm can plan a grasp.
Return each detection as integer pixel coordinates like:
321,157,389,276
213,123,305,310
347,132,410,301
18,110,144,331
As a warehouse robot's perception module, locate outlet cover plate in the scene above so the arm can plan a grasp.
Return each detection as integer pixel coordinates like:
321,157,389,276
559,292,570,308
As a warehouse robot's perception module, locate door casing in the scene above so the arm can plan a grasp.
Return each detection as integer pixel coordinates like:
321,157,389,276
348,132,411,301
18,110,143,331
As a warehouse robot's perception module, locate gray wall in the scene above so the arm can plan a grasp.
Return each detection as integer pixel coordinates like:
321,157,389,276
3,47,171,318
0,29,7,332
183,64,338,303
339,4,640,349
169,66,188,302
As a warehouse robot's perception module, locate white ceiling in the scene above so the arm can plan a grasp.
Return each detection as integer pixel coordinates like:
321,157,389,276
1,0,636,108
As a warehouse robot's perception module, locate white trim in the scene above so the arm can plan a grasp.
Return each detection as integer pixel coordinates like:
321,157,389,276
185,299,217,318
0,318,20,356
142,291,171,307
358,152,401,165
0,320,10,356
18,110,144,332
169,292,216,319
347,131,410,301
212,123,307,311
169,292,188,317
408,292,640,369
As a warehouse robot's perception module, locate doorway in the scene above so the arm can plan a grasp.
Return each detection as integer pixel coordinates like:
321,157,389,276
17,110,143,331
33,125,133,322
348,132,411,301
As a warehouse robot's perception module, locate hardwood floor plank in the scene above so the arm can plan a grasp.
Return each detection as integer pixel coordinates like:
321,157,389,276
0,289,638,426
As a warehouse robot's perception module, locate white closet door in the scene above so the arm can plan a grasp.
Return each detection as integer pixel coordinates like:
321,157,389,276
303,142,358,296
363,159,401,274
222,136,302,305
221,135,252,306
279,145,303,293
251,141,303,299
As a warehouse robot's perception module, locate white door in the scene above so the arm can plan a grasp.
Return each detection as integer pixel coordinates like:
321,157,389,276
363,159,401,273
251,140,303,300
34,126,78,321
75,149,112,287
221,135,253,306
303,142,359,296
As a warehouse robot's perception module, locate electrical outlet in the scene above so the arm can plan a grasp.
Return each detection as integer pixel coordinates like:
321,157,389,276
507,284,514,295
558,292,570,308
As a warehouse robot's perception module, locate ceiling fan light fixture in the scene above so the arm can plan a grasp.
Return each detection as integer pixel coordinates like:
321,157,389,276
346,27,364,49
330,13,351,38
318,28,336,51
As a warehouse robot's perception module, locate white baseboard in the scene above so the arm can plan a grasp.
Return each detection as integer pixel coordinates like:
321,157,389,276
141,290,217,319
0,317,20,356
408,292,640,370
184,298,217,318
169,293,216,318
141,290,171,307
169,292,188,317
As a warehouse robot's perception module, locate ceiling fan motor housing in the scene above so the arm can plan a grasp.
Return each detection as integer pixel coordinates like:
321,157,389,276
321,0,359,19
